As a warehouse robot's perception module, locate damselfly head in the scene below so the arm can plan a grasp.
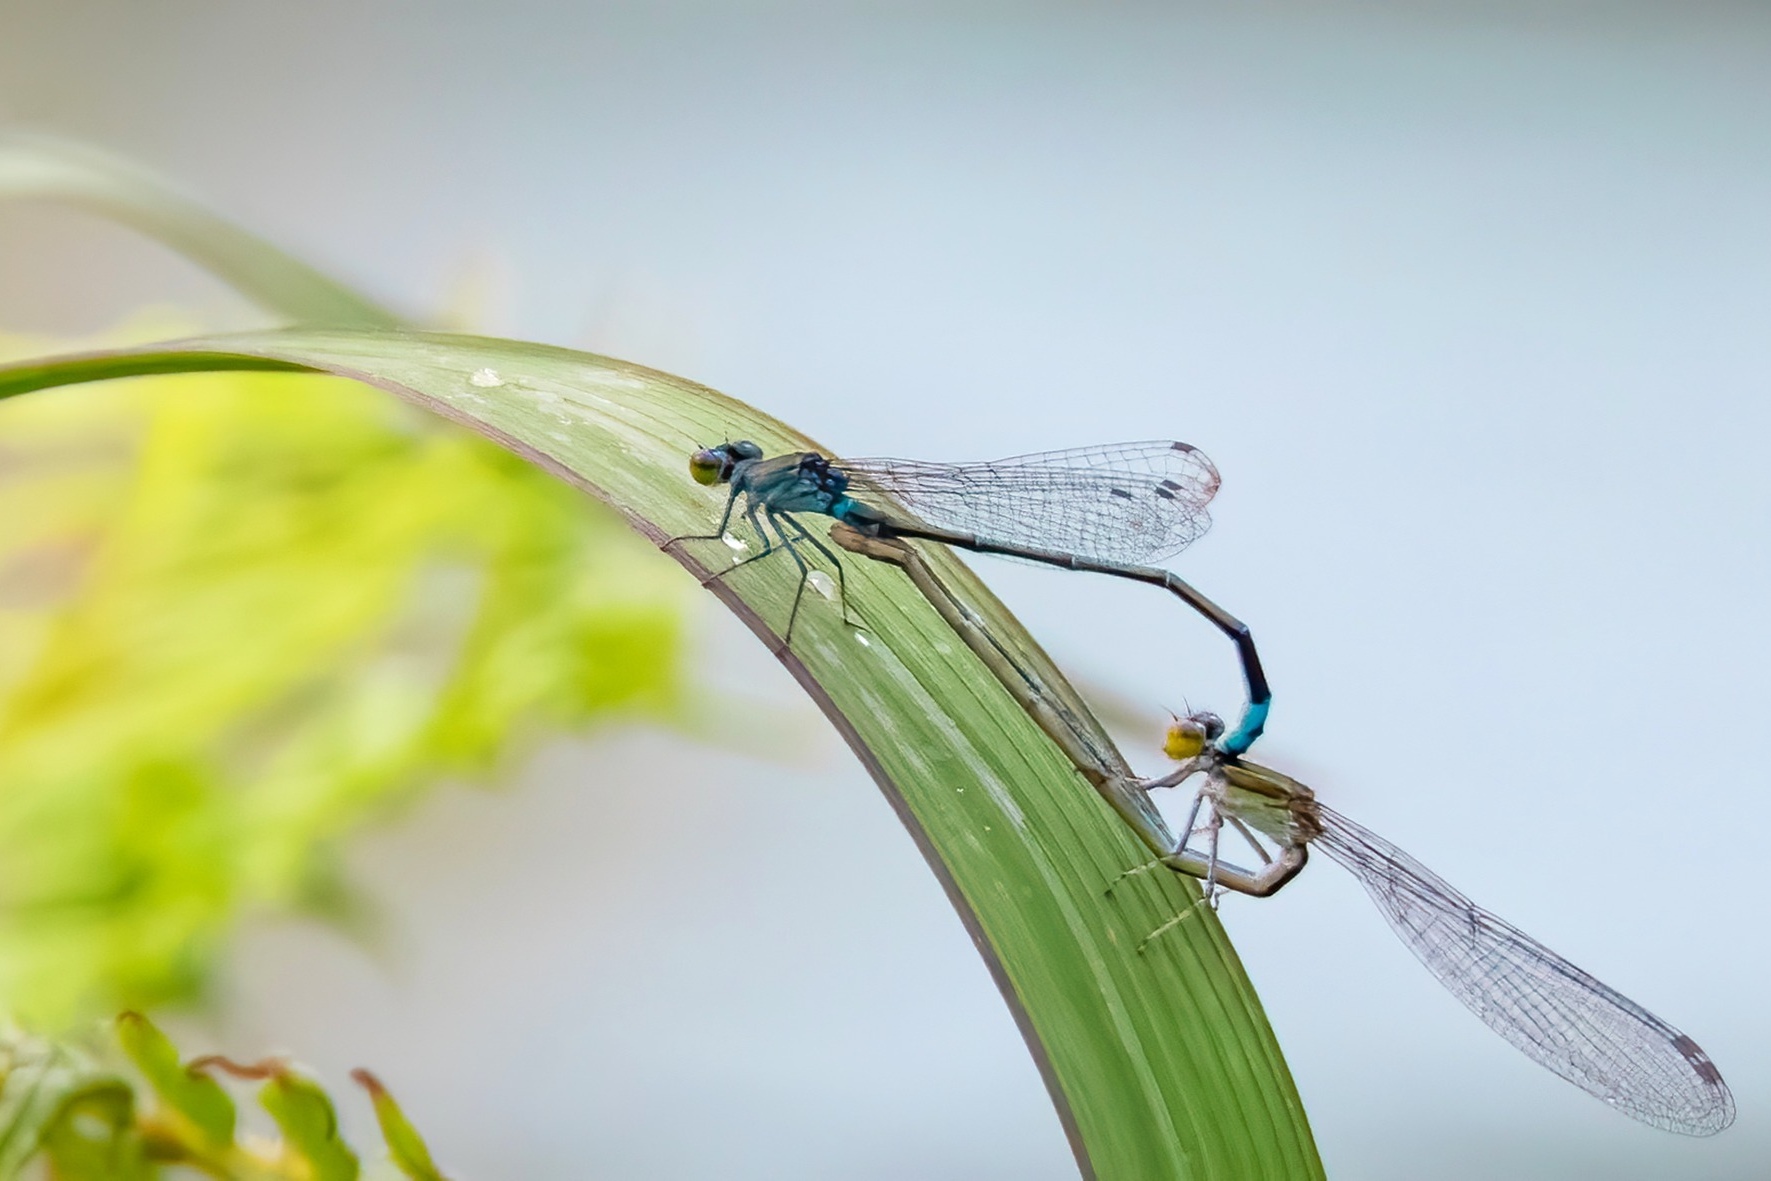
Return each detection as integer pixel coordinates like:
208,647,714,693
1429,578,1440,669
1162,710,1225,761
689,440,763,485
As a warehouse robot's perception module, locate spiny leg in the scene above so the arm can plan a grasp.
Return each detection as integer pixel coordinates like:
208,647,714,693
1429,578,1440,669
778,515,870,633
1108,779,1206,895
1139,757,1210,793
1176,792,1205,856
1104,844,1213,951
1104,857,1168,896
1200,805,1226,910
701,502,786,587
762,509,819,648
1137,798,1224,951
1137,895,1211,954
677,498,790,590
666,483,743,548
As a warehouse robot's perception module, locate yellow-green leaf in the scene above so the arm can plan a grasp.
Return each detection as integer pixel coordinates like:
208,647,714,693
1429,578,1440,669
38,1079,148,1181
114,1012,234,1149
259,1073,359,1181
351,1069,445,1181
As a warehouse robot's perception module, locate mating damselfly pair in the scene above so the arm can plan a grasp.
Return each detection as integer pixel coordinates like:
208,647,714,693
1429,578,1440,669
674,437,1735,1137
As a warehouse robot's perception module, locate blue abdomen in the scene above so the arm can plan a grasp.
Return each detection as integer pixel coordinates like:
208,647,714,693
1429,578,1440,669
830,496,886,528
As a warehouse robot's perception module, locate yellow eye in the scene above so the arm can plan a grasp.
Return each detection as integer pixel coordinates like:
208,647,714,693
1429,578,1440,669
689,449,724,486
1162,720,1208,762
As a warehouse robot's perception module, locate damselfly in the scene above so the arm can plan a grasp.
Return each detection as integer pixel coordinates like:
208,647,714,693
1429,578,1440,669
1137,714,1735,1136
830,526,1733,1137
679,440,1269,754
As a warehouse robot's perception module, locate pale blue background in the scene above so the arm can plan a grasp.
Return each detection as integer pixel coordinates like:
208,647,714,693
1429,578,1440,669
3,4,1767,1177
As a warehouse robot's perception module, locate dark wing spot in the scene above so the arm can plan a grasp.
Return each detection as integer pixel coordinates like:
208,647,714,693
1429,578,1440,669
1674,1035,1726,1086
1109,487,1134,500
1154,486,1176,500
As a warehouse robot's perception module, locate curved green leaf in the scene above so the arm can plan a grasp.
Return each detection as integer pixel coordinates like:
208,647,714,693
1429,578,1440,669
350,1069,446,1181
0,1032,89,1177
0,135,404,329
258,1073,358,1181
0,331,1322,1180
114,1014,234,1149
39,1079,149,1180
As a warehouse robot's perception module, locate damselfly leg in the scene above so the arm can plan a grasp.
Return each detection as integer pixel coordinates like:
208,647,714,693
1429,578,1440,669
674,504,866,646
773,512,867,636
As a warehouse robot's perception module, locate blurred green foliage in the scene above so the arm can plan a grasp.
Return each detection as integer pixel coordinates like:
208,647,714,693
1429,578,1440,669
0,1012,449,1179
0,325,691,1027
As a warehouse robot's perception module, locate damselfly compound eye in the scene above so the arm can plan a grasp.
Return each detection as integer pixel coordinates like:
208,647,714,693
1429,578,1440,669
1163,719,1208,761
689,448,728,486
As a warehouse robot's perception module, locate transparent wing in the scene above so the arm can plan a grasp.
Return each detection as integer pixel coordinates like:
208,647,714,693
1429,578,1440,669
1312,804,1733,1135
838,441,1219,566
